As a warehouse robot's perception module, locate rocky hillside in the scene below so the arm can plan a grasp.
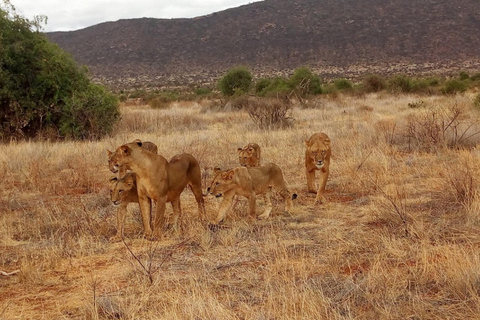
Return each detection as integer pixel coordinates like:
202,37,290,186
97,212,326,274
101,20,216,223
46,0,480,88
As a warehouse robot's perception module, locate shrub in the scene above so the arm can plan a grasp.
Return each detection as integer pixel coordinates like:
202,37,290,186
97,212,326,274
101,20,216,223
459,71,470,81
470,73,480,81
218,66,252,97
289,67,322,97
441,79,468,95
0,3,119,140
387,75,413,93
59,83,119,139
334,78,353,90
403,105,480,151
194,87,212,96
246,97,293,129
363,74,386,93
254,78,272,96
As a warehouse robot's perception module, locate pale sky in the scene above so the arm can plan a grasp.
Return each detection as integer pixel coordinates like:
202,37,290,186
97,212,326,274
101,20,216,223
9,0,263,32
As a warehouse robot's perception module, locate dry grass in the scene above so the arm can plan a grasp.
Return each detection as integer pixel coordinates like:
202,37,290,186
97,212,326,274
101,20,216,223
1,93,480,319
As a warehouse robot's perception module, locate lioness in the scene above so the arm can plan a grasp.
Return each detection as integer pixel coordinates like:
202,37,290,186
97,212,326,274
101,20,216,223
237,143,261,167
207,163,296,224
305,132,331,204
107,139,158,177
108,172,149,241
109,141,206,238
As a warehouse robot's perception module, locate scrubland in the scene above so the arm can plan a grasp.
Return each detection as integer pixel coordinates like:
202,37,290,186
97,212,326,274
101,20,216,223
1,92,480,319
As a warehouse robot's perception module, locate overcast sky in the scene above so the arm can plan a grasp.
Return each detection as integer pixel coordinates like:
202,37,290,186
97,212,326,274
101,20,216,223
10,0,263,32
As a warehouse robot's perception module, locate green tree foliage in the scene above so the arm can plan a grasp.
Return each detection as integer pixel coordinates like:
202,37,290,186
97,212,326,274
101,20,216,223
0,1,119,140
289,67,322,96
218,66,253,96
254,77,290,97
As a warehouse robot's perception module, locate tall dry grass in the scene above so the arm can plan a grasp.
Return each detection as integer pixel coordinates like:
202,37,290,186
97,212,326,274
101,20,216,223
1,93,480,319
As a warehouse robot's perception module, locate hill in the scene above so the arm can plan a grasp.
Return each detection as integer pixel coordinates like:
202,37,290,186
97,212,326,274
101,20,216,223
46,0,480,88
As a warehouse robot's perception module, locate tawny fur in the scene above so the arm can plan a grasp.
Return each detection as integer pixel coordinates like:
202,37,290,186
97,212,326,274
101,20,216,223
108,172,148,242
207,163,295,224
237,143,261,167
109,141,205,238
107,139,158,177
305,132,331,204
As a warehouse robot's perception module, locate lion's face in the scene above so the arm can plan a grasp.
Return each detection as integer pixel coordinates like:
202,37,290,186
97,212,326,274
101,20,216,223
237,148,254,167
109,175,135,205
237,144,260,167
307,141,330,169
206,168,235,197
107,142,140,173
107,150,120,173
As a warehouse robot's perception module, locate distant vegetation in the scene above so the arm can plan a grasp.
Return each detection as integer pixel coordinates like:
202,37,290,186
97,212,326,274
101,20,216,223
119,67,480,115
0,2,119,140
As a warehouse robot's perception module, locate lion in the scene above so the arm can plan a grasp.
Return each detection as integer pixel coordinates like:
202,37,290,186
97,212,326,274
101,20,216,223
107,139,158,177
108,172,150,241
237,143,261,167
305,132,331,204
109,140,206,238
207,163,297,224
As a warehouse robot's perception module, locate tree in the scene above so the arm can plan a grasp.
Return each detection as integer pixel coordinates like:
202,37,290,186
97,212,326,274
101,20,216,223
0,1,120,140
218,66,253,97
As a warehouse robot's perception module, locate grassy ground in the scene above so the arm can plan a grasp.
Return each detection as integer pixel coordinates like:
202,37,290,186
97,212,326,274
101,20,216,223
1,92,480,319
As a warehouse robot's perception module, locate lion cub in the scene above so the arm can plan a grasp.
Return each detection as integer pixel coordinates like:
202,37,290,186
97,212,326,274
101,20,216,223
207,163,296,224
305,132,331,204
237,143,261,167
108,173,151,241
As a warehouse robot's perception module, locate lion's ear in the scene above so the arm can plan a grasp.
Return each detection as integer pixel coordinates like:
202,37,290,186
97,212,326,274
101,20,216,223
107,150,113,156
237,147,243,154
214,167,222,173
132,139,143,147
225,170,235,180
304,140,311,148
120,145,131,155
324,138,331,147
109,177,118,184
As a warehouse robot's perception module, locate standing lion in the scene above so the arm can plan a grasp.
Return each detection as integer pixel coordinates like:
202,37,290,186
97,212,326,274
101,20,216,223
305,132,331,204
237,143,261,167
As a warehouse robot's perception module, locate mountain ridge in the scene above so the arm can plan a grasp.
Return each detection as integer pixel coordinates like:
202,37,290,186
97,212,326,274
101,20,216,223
46,0,480,89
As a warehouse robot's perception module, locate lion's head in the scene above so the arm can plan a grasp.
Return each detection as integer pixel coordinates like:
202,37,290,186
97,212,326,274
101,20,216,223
206,167,236,197
109,173,136,205
237,143,261,167
305,137,331,169
107,140,144,173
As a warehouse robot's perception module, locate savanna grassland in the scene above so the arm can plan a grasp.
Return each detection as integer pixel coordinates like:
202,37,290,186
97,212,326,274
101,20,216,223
1,92,480,319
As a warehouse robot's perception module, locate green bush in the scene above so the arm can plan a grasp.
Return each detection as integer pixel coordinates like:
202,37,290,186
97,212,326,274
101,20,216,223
60,83,120,139
471,73,480,81
334,78,353,90
254,78,272,96
387,75,413,93
289,67,322,96
218,66,252,96
0,3,119,140
459,71,470,81
441,79,468,95
363,74,386,92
